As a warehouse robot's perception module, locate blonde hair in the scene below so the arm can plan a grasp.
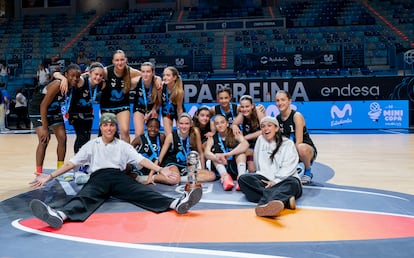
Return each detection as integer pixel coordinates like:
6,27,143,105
214,114,237,148
141,62,159,105
113,50,131,94
165,66,183,105
178,113,198,150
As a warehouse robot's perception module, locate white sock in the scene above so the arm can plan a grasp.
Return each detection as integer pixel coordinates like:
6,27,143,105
57,211,67,220
169,199,179,209
215,164,227,177
137,175,149,183
237,163,246,176
206,160,212,170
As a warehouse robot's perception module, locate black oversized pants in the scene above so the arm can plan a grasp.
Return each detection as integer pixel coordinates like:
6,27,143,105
61,169,174,221
238,173,302,209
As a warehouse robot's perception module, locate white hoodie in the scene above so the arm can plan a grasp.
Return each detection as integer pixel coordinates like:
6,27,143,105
253,135,300,184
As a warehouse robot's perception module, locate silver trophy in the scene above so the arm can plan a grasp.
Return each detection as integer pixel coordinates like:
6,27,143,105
185,151,202,192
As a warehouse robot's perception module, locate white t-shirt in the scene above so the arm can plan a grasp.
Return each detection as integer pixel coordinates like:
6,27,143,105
0,67,8,76
70,137,145,173
37,68,50,85
15,93,27,108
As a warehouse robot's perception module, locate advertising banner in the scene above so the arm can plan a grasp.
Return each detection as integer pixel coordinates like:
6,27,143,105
182,100,409,130
234,51,341,71
64,100,408,132
128,55,194,73
182,76,412,103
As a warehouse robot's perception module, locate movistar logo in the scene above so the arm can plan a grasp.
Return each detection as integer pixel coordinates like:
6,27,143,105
331,104,352,119
110,90,124,101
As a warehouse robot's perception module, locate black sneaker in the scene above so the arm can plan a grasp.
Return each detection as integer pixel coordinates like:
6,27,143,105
255,200,284,217
288,196,296,210
29,199,63,228
175,188,203,214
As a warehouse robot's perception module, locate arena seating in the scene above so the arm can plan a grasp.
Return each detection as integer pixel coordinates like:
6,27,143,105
0,0,413,83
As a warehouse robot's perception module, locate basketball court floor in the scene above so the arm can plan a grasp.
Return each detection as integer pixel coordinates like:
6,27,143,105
1,130,414,257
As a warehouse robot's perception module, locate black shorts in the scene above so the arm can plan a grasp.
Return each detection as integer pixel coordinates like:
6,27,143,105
30,115,64,128
101,106,130,115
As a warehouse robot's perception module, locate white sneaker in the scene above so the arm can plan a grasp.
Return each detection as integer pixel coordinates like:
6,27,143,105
29,199,63,228
75,173,90,185
175,188,203,214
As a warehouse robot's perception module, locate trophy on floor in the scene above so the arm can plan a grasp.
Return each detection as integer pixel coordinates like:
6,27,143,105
184,151,202,192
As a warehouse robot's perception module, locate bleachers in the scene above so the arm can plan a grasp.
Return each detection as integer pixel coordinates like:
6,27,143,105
0,0,413,81
0,11,97,77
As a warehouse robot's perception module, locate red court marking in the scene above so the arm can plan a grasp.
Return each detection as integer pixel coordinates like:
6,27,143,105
20,208,414,243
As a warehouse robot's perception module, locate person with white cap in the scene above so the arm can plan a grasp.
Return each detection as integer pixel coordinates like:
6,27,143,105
238,116,302,217
28,112,202,229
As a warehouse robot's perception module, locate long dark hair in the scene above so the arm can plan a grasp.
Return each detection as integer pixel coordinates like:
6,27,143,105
269,129,284,161
239,95,259,131
214,114,237,148
192,105,211,129
276,90,292,100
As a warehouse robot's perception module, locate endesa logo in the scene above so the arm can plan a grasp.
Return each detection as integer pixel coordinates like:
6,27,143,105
330,103,353,126
321,83,380,97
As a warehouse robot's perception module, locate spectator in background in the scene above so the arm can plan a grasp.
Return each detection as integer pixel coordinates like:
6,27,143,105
14,88,30,129
36,63,50,88
49,53,65,74
0,83,10,131
76,51,89,72
0,63,10,85
96,56,105,67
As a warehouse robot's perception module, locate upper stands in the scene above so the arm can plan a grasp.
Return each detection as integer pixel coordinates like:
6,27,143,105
0,0,413,82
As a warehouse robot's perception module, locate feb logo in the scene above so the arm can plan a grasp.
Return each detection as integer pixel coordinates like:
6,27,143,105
175,58,184,66
324,54,334,62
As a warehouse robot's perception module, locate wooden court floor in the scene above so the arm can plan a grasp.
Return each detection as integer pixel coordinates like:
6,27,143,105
1,131,414,201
